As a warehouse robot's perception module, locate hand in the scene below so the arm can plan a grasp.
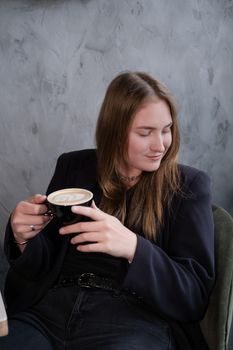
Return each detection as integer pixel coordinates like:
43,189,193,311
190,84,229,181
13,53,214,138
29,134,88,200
11,194,52,244
59,202,137,262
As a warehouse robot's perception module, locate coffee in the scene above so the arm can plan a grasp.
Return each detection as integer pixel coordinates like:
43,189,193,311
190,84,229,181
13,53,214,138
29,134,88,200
47,188,93,225
48,188,93,206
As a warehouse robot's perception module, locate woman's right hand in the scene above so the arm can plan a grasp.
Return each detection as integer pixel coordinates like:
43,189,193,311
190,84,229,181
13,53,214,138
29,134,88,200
11,194,52,245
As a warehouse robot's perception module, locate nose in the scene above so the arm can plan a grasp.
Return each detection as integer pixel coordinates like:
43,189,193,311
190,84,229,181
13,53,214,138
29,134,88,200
150,134,165,152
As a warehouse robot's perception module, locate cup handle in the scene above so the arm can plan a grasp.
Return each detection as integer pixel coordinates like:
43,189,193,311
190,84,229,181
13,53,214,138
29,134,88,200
43,200,55,217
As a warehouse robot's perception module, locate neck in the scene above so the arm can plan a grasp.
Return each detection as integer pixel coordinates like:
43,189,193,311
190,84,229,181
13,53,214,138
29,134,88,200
117,171,141,183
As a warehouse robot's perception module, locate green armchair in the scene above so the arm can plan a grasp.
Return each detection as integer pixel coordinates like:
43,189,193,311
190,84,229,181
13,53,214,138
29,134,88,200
201,205,233,350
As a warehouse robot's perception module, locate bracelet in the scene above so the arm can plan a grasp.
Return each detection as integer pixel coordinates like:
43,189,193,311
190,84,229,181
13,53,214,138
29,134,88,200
14,239,29,245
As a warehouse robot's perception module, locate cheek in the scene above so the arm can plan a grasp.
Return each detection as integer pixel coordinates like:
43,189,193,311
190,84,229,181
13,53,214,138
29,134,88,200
128,136,143,154
129,138,149,156
163,134,172,149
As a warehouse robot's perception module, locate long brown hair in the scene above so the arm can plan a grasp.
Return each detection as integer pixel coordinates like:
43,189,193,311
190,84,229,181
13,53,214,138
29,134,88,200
95,71,180,241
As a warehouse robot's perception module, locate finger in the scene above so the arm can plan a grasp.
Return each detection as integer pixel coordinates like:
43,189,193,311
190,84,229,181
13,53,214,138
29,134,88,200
15,223,47,235
59,220,101,235
28,223,48,232
70,231,100,244
14,201,46,216
13,213,51,226
22,202,49,216
71,205,106,222
76,242,104,253
30,195,49,215
37,203,50,215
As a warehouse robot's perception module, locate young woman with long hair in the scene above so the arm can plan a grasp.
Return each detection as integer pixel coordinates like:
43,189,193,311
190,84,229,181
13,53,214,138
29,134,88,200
1,72,214,350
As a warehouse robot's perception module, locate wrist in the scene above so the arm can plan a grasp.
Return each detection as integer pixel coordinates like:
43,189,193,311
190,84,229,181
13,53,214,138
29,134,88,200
127,232,137,263
13,239,29,245
13,232,30,246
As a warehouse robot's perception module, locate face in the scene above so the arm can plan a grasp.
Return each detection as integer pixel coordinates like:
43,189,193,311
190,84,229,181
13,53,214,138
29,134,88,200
120,100,172,176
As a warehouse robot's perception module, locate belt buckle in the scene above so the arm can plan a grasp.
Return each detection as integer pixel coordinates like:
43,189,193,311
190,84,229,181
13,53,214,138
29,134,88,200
78,273,96,288
78,273,118,291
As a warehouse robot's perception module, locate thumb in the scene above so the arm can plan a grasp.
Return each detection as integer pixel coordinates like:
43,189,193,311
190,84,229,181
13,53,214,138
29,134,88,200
91,200,99,209
29,194,47,205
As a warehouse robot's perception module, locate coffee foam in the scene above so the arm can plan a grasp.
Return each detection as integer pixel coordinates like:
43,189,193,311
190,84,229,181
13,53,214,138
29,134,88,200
48,188,93,206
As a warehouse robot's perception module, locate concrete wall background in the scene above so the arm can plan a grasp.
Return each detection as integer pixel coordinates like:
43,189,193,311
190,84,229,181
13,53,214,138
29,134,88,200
0,0,233,284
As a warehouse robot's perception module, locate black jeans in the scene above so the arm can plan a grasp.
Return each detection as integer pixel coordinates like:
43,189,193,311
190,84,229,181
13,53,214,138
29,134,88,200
1,285,176,349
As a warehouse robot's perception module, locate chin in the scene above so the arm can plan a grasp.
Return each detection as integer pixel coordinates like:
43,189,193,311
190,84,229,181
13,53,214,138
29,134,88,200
140,166,161,173
143,161,162,172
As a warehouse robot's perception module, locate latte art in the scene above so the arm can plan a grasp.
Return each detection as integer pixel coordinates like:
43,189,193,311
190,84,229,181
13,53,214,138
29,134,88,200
48,188,93,206
52,193,87,205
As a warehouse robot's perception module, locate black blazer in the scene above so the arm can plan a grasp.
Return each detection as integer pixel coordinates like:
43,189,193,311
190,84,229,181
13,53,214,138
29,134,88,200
4,149,215,349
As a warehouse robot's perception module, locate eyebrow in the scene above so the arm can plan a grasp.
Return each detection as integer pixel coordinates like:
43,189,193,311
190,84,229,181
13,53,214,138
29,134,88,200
135,122,173,130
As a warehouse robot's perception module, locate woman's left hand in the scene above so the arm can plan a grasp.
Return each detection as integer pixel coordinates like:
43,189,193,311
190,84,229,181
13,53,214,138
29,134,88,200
59,202,137,262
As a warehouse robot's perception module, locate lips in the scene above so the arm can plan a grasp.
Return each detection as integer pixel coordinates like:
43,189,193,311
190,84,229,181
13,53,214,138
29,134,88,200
145,154,163,160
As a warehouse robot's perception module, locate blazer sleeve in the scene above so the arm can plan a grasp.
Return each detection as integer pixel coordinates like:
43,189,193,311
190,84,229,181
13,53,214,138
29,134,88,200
122,170,215,323
4,153,70,279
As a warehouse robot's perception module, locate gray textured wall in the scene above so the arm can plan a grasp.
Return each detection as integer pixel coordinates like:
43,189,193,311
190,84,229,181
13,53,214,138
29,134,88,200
0,0,232,279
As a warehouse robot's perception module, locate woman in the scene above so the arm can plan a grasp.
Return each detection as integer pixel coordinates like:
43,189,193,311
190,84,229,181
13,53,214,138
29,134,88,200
1,72,215,349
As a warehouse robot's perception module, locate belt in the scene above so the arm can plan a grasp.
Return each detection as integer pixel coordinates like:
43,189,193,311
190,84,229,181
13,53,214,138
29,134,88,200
53,273,119,292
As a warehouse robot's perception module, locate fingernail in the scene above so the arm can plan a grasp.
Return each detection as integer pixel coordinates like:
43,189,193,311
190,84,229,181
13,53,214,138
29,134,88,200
71,206,79,212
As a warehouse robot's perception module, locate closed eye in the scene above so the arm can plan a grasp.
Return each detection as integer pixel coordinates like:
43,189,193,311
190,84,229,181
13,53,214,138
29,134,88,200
138,130,151,137
162,123,173,134
135,122,172,136
162,127,172,134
